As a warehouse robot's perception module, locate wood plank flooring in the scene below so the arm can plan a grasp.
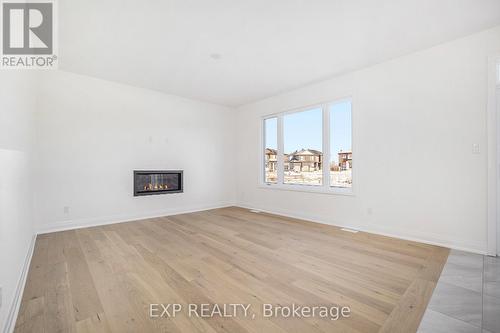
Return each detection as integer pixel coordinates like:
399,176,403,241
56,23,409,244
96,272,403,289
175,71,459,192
14,207,449,333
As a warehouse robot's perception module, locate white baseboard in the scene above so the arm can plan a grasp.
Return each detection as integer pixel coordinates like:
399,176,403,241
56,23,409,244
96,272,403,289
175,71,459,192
3,233,37,333
37,202,235,234
236,203,486,255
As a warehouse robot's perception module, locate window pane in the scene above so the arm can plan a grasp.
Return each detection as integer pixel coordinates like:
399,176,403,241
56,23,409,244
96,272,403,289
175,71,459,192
264,118,277,183
330,101,352,188
283,108,323,185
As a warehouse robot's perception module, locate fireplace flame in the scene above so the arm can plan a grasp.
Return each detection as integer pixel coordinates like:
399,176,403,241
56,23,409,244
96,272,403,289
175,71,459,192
143,183,168,191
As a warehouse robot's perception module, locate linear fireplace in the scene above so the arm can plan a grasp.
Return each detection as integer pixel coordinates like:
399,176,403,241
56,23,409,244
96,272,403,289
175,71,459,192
134,170,183,196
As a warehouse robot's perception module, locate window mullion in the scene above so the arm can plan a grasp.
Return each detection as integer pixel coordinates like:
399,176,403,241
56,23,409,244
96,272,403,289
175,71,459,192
277,115,284,185
322,104,330,188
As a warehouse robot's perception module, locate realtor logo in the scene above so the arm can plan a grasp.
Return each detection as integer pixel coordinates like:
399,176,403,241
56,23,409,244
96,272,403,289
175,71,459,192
1,0,57,69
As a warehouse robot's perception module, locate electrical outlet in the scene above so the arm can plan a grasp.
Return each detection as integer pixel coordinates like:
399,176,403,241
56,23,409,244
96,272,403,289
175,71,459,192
63,206,70,214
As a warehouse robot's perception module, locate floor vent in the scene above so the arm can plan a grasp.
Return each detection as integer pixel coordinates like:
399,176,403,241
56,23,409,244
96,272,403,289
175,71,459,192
341,228,359,233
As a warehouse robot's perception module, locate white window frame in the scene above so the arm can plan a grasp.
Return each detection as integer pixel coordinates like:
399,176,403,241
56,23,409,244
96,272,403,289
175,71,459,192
260,97,354,196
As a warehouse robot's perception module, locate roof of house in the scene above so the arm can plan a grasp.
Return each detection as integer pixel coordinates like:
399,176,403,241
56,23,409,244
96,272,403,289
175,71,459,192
291,149,323,156
265,148,277,154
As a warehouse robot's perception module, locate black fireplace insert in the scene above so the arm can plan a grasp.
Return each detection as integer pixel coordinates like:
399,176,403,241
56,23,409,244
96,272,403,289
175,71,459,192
134,170,183,196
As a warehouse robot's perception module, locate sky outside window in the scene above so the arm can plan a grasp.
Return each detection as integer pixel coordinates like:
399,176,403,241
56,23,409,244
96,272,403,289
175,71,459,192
265,118,277,149
330,101,352,163
283,108,322,153
266,104,351,156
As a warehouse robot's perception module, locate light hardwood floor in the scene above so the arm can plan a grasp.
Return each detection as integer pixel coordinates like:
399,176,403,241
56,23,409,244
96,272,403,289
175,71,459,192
14,207,449,333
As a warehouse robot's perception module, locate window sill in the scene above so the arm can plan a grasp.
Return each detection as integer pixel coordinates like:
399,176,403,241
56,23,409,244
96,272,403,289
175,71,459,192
258,183,354,196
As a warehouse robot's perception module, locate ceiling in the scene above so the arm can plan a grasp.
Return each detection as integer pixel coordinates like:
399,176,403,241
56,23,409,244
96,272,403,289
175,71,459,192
59,0,500,107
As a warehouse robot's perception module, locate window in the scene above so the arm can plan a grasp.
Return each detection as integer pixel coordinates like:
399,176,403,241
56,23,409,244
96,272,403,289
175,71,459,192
283,108,323,185
330,100,352,188
262,99,352,193
264,117,277,183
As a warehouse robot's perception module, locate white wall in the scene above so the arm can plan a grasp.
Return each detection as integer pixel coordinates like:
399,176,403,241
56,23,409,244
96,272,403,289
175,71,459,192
35,71,236,233
0,72,36,331
236,25,500,254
